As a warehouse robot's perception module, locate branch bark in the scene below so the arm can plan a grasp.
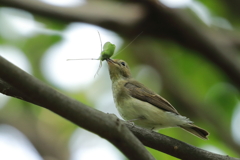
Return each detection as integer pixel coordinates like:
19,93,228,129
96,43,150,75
0,56,155,160
0,57,238,160
0,0,144,27
128,124,239,160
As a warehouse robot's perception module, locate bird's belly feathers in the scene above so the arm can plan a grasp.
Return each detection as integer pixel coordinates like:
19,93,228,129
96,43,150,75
115,97,191,130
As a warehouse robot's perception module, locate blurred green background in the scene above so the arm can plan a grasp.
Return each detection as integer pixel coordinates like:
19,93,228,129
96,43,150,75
0,0,240,160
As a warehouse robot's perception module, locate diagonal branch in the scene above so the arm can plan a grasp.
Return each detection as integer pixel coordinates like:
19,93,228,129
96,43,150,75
133,0,240,88
0,57,155,160
128,124,239,160
0,0,144,27
0,57,239,160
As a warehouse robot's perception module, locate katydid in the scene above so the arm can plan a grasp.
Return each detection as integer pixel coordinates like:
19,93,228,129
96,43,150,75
99,42,116,61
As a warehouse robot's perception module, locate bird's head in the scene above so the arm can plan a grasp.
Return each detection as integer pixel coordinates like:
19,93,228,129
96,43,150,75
107,59,131,81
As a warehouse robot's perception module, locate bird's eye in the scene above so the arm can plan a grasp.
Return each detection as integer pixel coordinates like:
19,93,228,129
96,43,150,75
120,62,126,66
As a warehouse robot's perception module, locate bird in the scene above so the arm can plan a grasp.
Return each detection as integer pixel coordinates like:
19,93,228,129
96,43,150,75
106,58,209,140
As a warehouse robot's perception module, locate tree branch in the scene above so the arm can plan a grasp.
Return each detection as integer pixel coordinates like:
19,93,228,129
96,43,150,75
0,0,144,27
0,57,238,160
134,0,240,88
127,124,239,160
0,56,155,160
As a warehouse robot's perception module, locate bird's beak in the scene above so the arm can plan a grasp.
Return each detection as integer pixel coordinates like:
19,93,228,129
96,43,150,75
107,59,118,65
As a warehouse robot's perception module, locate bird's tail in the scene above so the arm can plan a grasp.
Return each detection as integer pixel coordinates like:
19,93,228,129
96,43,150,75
180,124,209,140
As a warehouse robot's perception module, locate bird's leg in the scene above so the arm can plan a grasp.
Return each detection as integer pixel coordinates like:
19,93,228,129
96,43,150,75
125,119,136,127
94,61,102,77
150,127,156,133
126,116,145,127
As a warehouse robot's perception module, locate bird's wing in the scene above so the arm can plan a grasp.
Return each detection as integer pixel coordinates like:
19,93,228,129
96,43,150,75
124,80,179,115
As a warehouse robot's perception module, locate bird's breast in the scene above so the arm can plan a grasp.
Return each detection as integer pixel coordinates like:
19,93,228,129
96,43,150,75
112,80,129,104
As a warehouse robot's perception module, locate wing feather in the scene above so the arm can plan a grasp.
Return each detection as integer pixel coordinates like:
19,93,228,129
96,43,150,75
124,80,179,115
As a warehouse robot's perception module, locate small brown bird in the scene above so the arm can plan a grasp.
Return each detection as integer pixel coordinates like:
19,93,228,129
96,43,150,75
107,59,209,139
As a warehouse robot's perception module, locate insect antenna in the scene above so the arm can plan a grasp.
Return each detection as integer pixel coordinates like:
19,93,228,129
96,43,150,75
67,58,98,61
97,31,103,52
113,31,143,57
94,31,104,77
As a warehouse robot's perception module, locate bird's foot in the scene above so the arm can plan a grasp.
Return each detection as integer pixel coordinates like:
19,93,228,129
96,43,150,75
150,127,155,133
124,119,138,128
127,121,135,127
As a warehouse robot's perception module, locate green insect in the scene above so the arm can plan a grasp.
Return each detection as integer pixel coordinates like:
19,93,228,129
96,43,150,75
95,41,116,75
99,42,116,61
